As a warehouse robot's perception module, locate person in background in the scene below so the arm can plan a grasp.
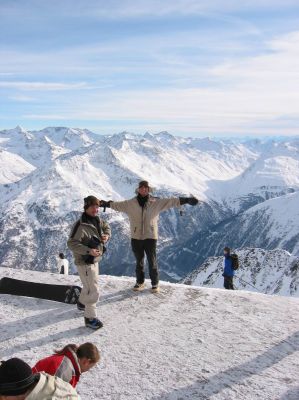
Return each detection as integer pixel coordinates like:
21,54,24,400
32,343,100,388
67,195,111,330
57,253,69,275
0,357,78,399
222,246,235,290
100,180,199,293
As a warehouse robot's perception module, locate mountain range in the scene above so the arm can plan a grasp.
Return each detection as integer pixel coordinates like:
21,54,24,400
0,126,299,293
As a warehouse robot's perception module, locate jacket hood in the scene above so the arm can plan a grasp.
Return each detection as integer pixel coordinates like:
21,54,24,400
26,372,78,399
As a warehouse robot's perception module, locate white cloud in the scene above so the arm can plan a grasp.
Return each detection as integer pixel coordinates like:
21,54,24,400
42,0,299,19
19,30,299,135
9,95,37,102
0,28,258,79
23,114,68,120
0,81,90,91
210,31,299,84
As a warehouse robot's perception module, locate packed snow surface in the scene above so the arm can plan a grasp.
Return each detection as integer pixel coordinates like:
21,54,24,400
0,267,298,400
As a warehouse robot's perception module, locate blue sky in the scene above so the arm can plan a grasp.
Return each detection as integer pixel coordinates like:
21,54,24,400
1,0,299,136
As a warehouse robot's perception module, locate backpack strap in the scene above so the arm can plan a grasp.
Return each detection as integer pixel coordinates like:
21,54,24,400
70,220,81,239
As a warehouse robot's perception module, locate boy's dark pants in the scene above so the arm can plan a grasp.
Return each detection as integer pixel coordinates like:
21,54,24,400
224,276,234,290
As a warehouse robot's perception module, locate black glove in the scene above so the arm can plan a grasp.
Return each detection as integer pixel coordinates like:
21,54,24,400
179,197,199,206
82,236,103,264
100,200,112,211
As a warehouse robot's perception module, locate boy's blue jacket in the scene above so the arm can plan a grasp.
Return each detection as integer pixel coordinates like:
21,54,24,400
223,255,235,277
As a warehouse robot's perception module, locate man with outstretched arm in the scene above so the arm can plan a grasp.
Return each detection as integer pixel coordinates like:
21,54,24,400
67,196,111,330
101,180,198,293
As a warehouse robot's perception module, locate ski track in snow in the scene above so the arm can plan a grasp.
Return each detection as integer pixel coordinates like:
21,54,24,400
0,267,299,400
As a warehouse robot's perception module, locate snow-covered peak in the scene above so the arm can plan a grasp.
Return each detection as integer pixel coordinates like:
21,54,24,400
206,139,299,207
34,126,99,150
189,136,224,152
143,131,155,140
241,191,299,252
0,148,35,184
15,124,25,131
103,131,143,149
0,125,34,140
154,130,174,140
11,125,28,134
0,126,101,168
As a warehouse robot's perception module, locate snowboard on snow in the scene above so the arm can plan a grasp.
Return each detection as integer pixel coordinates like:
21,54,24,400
0,277,81,304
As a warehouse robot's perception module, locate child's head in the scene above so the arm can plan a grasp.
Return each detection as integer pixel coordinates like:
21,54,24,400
55,343,100,373
76,343,100,373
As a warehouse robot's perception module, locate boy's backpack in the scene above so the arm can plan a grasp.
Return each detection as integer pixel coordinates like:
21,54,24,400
230,253,239,270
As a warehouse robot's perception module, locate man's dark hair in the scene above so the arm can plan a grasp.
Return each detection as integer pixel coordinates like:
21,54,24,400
59,253,65,259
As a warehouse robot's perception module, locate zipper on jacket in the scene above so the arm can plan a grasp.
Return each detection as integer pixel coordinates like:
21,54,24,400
141,207,145,237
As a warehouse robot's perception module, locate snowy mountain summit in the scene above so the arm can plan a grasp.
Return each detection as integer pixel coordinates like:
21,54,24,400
0,267,298,400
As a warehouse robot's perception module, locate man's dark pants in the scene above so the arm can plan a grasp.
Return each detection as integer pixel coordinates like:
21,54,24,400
131,239,159,286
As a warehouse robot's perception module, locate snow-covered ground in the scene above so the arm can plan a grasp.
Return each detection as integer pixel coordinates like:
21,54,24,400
0,267,298,400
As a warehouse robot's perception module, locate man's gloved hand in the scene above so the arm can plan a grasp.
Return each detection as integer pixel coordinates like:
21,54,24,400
100,200,112,208
179,197,199,206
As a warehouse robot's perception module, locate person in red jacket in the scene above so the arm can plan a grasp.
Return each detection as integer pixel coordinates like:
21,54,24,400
32,343,100,388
